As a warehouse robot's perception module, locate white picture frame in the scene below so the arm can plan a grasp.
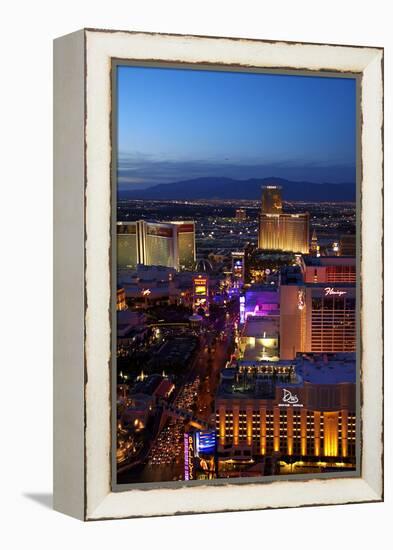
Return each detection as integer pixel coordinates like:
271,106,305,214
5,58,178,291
53,28,383,520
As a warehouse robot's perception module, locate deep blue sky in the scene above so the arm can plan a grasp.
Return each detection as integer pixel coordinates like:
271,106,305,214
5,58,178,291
117,65,356,190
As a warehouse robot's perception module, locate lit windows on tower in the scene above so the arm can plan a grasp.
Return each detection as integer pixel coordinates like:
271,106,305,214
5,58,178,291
117,220,195,271
170,221,196,270
261,185,283,214
258,213,310,254
279,280,356,359
215,356,356,470
258,185,309,254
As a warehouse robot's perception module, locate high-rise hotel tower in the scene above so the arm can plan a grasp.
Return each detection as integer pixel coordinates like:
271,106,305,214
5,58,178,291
258,185,309,254
117,220,195,271
261,185,283,214
279,257,356,359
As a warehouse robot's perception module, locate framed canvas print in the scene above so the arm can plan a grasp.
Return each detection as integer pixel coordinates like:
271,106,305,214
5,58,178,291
53,29,383,520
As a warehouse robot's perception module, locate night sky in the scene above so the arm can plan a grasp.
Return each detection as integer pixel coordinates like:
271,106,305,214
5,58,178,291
117,65,356,190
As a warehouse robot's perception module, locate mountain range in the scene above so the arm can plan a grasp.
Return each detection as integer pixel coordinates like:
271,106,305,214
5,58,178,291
118,177,355,202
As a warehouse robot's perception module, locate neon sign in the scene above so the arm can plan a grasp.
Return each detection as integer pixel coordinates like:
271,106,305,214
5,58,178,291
188,434,194,480
184,433,189,480
239,295,245,324
184,433,194,480
324,287,347,297
196,430,216,455
195,285,207,295
283,388,298,404
279,388,303,408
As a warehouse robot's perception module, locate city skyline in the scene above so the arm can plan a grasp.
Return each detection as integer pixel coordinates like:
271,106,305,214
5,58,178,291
116,187,357,483
115,66,358,485
117,65,356,190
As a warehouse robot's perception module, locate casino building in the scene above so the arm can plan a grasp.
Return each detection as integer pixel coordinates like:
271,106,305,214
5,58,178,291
117,220,195,271
258,213,310,254
261,185,283,214
215,353,356,472
258,185,310,254
280,258,356,359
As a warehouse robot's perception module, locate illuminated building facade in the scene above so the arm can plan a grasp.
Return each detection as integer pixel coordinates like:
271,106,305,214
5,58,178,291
258,185,309,254
143,222,176,268
170,221,196,270
261,185,283,214
279,280,307,359
301,256,356,284
117,220,195,270
116,287,127,311
215,354,356,469
258,212,310,254
193,275,209,315
305,285,356,354
280,261,356,359
117,222,138,269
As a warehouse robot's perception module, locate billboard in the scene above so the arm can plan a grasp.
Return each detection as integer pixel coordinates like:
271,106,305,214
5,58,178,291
195,430,216,455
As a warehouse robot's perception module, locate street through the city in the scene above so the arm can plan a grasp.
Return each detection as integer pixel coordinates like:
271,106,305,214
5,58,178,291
117,309,236,484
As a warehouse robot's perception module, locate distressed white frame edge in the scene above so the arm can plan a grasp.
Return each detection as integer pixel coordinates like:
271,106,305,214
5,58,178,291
53,29,383,521
54,29,86,521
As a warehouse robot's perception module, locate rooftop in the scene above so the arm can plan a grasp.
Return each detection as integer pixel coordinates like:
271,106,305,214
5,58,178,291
302,255,356,267
280,266,304,285
242,316,279,338
245,284,279,294
295,353,356,385
132,374,163,396
217,353,356,399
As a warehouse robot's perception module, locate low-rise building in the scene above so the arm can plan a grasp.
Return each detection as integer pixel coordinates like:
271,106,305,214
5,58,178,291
238,316,279,362
215,353,356,471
